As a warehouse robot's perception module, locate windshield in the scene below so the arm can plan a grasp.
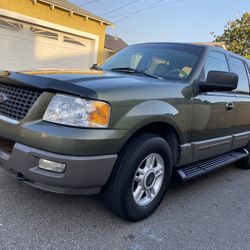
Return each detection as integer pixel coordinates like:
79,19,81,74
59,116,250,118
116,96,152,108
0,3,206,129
99,44,204,81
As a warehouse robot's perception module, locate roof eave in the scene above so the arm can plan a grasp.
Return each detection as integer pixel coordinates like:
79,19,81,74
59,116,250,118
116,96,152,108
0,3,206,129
35,0,114,27
104,47,117,52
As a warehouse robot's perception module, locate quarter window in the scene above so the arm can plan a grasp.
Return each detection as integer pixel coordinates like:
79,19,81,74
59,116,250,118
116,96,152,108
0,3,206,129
230,57,249,93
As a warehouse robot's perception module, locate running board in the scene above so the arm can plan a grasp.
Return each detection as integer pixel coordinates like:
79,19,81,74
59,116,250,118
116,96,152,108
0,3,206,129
177,148,249,181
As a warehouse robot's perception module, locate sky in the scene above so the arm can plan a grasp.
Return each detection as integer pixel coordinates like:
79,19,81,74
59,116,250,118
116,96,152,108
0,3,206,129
69,0,250,45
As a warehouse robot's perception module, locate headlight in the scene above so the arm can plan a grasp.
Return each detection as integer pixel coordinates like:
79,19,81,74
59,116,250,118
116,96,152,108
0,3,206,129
43,94,111,128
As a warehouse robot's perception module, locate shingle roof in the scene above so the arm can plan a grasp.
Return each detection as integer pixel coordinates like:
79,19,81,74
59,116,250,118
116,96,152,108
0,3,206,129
105,34,128,52
193,42,227,50
39,0,113,25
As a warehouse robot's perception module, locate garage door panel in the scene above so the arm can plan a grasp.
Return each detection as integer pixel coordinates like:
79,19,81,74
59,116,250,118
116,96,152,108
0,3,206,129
32,37,92,69
0,52,92,71
0,54,91,71
0,27,40,44
0,55,36,71
0,38,36,57
0,17,96,71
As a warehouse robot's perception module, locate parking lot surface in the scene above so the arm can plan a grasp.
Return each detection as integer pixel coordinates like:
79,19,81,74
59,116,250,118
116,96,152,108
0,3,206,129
0,165,250,250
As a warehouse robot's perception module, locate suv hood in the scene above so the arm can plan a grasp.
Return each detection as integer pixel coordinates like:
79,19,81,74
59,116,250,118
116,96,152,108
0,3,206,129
1,70,180,99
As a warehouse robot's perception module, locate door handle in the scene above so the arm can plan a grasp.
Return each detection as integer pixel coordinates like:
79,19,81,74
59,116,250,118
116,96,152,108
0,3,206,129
226,102,234,111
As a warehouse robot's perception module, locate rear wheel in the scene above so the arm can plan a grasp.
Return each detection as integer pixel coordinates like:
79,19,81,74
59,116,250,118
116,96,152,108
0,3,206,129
102,133,173,222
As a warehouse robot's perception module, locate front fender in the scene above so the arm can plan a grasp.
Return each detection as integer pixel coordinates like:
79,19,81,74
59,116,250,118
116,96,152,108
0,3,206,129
113,100,185,143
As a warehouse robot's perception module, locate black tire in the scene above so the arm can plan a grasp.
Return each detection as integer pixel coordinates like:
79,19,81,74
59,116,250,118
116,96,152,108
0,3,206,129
236,143,250,169
102,133,173,222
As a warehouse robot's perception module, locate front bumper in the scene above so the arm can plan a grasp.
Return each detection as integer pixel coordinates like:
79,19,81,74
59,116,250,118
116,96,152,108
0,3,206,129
0,142,117,195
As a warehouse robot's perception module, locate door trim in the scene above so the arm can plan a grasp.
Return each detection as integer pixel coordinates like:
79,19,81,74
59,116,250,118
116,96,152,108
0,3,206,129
178,131,250,166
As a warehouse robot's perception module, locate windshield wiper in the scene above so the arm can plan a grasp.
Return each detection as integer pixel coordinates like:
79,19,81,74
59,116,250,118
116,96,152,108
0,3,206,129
110,67,162,80
90,64,102,71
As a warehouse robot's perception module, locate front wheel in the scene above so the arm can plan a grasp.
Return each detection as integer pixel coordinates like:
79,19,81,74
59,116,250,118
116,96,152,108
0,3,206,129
102,133,173,222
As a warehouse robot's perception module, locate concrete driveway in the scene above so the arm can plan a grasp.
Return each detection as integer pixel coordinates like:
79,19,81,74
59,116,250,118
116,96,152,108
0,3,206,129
0,165,250,250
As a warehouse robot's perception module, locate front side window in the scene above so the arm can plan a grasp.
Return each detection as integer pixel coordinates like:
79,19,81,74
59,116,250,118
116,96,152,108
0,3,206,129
203,51,229,81
100,44,204,81
230,57,249,93
246,60,250,73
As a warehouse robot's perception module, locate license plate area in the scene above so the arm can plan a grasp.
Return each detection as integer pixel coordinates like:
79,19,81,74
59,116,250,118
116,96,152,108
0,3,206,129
0,137,15,154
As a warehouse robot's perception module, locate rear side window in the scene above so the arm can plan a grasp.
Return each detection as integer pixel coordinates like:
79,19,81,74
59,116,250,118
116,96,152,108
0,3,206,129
203,51,229,80
230,57,249,93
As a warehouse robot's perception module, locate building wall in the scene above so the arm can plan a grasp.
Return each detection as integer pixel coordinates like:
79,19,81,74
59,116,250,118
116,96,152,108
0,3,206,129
0,0,108,63
103,49,116,61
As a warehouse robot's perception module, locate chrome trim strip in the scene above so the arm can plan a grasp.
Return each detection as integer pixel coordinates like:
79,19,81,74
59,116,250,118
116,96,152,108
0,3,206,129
197,138,232,150
233,132,250,141
0,115,19,125
178,133,250,167
243,148,249,155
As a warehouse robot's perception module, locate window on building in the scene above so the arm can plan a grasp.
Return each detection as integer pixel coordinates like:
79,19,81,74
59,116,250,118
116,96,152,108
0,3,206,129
63,36,86,47
0,18,23,32
30,27,58,40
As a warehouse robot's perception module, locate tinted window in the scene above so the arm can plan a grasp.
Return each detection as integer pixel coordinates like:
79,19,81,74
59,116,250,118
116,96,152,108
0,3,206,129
204,51,229,80
230,57,249,93
100,44,204,80
246,60,250,73
147,56,170,74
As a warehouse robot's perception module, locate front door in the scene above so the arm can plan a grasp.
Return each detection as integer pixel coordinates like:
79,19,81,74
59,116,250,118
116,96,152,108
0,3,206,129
229,56,250,148
191,51,237,162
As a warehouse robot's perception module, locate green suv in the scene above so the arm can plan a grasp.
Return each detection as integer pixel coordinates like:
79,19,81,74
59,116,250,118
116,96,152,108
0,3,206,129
0,43,250,221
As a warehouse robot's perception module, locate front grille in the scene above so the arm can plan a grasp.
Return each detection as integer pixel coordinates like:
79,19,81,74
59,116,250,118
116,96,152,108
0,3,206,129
0,82,41,121
0,137,15,154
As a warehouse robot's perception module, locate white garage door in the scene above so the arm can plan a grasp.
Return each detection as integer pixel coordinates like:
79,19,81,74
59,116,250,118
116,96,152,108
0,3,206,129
0,17,95,71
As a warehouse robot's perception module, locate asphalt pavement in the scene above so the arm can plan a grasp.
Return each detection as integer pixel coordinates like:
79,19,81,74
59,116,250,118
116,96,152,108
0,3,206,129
0,165,250,250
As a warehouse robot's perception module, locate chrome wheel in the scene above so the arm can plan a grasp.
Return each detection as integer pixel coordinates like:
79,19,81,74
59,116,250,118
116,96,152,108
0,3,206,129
132,153,165,206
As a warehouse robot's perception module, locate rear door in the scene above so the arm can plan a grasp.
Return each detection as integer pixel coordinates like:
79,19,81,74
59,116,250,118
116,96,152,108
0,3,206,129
191,50,237,162
230,56,250,148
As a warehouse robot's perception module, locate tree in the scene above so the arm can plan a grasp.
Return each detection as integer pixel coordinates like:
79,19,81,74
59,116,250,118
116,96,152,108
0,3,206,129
213,12,250,58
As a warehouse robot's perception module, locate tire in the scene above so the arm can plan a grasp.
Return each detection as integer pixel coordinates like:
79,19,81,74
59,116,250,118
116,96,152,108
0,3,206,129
236,143,250,170
102,133,173,222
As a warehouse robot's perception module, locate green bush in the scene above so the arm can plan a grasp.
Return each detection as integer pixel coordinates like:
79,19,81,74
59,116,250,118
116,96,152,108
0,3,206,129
214,13,250,57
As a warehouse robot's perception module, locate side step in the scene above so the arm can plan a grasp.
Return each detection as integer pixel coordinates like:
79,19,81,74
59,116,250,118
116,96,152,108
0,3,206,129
177,148,249,181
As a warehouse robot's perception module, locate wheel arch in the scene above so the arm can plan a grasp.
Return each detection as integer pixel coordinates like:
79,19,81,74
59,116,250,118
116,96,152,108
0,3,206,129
120,121,182,165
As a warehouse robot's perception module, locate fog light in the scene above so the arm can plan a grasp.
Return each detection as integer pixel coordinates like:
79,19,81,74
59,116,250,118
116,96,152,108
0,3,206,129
38,159,66,173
